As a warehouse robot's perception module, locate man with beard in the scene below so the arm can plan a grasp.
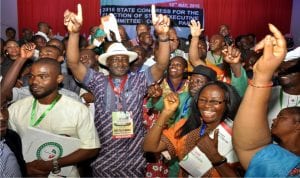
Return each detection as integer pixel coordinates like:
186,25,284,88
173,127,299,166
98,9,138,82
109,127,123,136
64,4,170,177
267,58,300,127
7,58,100,177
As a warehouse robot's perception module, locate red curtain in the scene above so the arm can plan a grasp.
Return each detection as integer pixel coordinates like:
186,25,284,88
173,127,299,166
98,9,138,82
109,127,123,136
203,0,292,40
17,0,100,38
18,0,292,41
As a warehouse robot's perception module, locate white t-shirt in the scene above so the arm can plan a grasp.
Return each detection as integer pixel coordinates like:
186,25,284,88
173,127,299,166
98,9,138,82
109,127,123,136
11,86,81,104
8,95,100,177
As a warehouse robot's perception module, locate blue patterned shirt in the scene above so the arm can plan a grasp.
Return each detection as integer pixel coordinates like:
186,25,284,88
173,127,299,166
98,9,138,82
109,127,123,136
83,68,153,177
0,139,22,177
246,144,300,177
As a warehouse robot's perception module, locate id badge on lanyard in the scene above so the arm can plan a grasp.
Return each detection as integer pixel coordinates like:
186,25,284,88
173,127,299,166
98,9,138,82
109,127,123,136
109,75,134,139
112,111,134,139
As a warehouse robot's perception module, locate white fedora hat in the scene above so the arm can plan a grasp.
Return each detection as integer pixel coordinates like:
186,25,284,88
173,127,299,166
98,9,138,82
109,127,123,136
98,43,138,66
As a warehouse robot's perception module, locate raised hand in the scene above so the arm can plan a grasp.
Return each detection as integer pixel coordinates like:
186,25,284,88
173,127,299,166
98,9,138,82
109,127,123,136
151,5,159,25
189,19,204,37
253,24,287,83
151,4,170,36
64,4,83,33
222,46,241,64
20,42,36,59
147,82,163,98
163,92,179,115
197,129,223,163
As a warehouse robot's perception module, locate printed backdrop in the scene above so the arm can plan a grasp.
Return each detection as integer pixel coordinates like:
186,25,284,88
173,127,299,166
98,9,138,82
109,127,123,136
17,0,292,42
100,0,204,39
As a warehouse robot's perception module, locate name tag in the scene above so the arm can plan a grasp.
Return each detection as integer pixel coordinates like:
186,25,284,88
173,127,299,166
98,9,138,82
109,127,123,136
112,111,134,139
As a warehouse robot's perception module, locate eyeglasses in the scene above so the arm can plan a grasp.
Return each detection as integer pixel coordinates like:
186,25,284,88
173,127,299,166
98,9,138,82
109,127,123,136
198,98,226,105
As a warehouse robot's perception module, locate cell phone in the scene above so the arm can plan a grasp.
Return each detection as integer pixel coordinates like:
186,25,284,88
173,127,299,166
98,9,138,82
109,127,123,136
224,35,233,46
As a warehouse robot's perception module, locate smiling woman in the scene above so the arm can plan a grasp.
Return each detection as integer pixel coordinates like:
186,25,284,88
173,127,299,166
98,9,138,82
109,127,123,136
197,85,226,126
143,80,243,177
178,81,240,137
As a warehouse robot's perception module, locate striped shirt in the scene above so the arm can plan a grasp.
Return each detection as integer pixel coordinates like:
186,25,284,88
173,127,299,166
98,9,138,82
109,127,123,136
0,139,22,177
83,68,153,177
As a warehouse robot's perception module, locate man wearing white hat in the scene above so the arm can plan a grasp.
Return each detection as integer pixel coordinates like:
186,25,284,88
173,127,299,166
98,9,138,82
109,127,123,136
64,4,171,177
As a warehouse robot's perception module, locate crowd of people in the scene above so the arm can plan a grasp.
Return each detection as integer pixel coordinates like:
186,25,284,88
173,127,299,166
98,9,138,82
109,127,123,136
1,3,299,177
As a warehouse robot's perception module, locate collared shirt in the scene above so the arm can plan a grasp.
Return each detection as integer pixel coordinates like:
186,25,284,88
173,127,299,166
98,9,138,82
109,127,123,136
8,95,100,177
147,78,190,126
0,139,22,177
206,51,223,67
268,86,300,127
83,68,153,177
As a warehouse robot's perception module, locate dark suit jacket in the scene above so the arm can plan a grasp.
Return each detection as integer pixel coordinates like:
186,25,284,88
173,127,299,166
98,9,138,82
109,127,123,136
4,129,27,176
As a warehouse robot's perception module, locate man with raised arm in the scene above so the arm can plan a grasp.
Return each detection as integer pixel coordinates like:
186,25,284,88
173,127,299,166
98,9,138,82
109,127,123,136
6,44,100,177
188,20,248,97
64,4,170,177
233,24,300,177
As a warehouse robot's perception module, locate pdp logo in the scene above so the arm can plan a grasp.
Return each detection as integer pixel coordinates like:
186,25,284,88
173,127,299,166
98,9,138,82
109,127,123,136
36,142,63,160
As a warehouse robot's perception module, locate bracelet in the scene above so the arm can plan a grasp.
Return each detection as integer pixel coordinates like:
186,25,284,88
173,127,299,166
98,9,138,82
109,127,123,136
212,157,227,167
158,37,170,42
248,79,273,88
155,122,164,128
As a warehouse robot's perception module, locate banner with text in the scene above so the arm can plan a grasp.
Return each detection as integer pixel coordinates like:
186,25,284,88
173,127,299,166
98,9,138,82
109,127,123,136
100,0,204,39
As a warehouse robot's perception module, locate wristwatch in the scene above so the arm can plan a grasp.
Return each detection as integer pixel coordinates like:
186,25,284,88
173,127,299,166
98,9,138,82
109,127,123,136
52,158,61,174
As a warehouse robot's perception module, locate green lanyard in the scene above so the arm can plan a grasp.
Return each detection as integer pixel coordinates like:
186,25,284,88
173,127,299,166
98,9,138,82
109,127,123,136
30,94,61,127
211,52,222,65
